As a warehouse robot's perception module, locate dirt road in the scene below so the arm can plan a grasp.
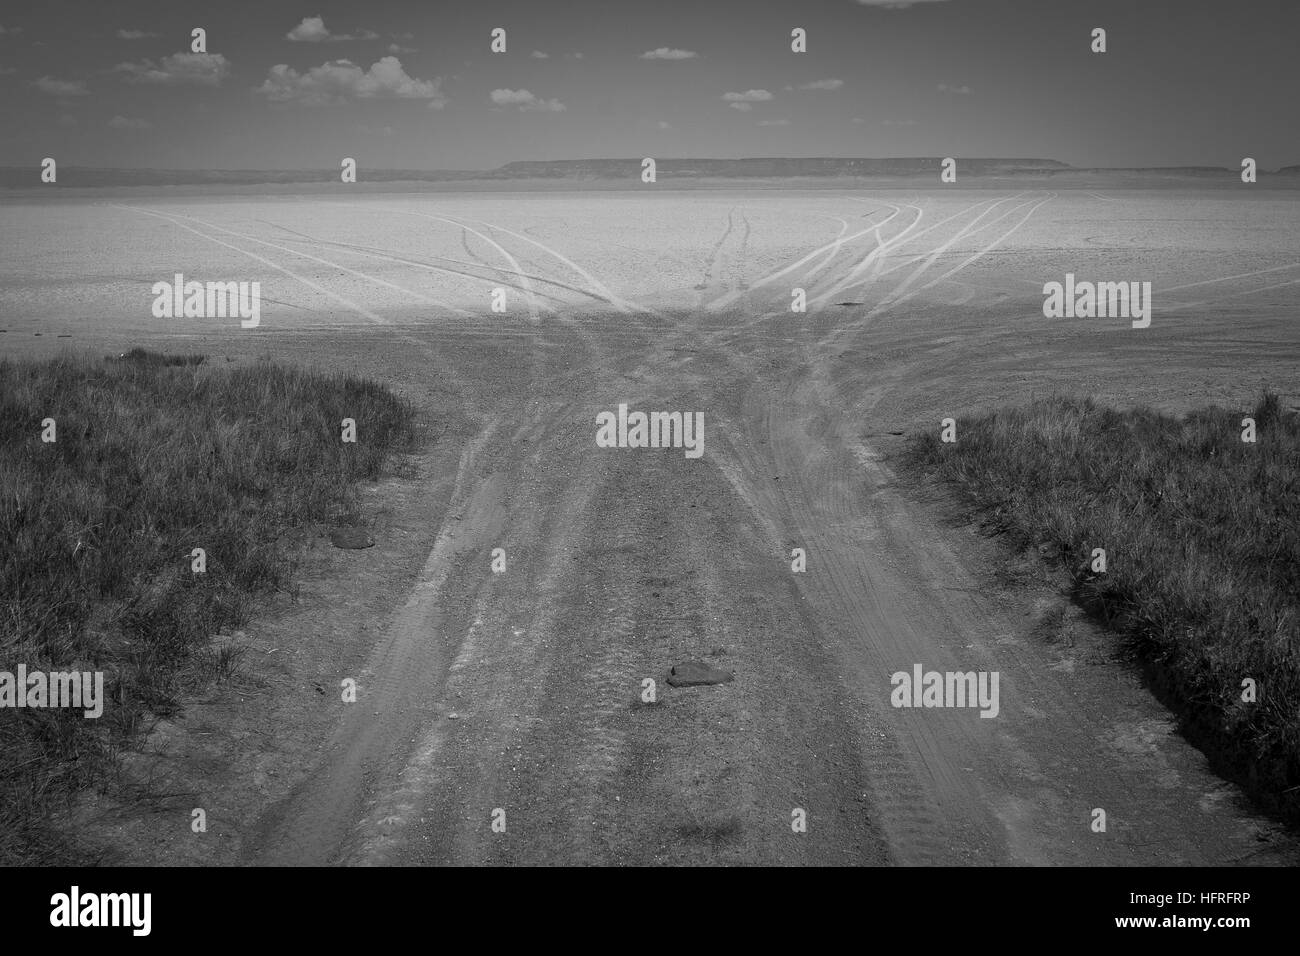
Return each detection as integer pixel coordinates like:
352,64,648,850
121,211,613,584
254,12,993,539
13,190,1297,865
229,192,1296,865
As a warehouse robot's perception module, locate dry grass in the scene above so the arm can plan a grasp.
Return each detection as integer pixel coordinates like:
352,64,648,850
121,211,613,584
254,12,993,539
0,349,417,864
904,392,1300,822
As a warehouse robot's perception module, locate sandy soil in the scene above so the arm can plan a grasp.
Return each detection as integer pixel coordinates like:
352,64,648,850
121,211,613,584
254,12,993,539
4,187,1297,865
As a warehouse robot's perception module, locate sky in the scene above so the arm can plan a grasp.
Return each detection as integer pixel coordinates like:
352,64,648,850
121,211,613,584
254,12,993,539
0,0,1296,171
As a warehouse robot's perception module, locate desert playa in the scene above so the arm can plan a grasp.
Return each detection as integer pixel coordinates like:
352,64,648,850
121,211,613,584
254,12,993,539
3,180,1296,865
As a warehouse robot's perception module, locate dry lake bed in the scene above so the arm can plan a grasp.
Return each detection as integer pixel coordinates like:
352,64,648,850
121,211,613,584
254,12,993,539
3,185,1298,865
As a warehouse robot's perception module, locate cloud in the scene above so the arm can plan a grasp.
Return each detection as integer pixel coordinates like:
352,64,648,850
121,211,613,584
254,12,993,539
116,29,159,40
723,89,772,111
657,120,671,129
798,78,843,90
58,114,77,127
937,83,972,94
115,52,231,86
34,76,89,96
108,115,152,129
490,88,566,111
851,117,865,123
287,17,330,42
531,50,549,59
0,25,23,36
566,52,583,59
640,48,697,60
388,43,416,54
0,66,17,75
257,56,445,108
287,17,376,43
854,0,953,7
490,89,536,105
757,119,790,126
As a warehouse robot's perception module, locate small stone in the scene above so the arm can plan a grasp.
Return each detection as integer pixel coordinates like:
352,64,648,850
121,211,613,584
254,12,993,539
330,527,375,549
667,661,735,687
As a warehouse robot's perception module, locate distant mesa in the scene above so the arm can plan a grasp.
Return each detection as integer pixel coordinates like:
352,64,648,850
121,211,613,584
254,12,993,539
494,157,1073,178
0,166,484,188
1071,165,1240,177
2,158,1295,190
0,158,1070,189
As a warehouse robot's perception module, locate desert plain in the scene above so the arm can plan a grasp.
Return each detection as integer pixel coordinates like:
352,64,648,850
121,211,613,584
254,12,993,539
1,184,1297,865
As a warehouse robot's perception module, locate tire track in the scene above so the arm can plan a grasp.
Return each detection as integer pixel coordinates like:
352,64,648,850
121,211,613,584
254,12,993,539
119,206,476,318
705,202,906,312
863,193,1054,321
253,219,594,307
450,214,656,317
695,208,736,309
112,205,390,324
807,194,1028,309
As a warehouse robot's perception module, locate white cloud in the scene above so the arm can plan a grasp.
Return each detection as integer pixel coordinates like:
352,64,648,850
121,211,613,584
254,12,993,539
287,17,331,42
490,89,535,105
566,52,583,59
490,88,565,111
257,56,445,107
723,89,772,102
388,43,416,54
116,29,159,40
287,17,376,43
851,117,865,123
657,120,671,129
757,119,790,126
531,50,549,59
798,78,843,90
0,25,23,36
108,115,152,129
640,48,697,60
34,76,89,96
723,89,772,111
937,83,972,94
115,52,231,86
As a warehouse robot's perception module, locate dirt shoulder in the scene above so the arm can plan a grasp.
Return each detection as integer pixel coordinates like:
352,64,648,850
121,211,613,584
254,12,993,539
59,335,475,865
65,307,1300,866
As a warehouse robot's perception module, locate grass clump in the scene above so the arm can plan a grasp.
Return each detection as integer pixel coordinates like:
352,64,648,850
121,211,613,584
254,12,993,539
903,392,1300,821
0,350,416,863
